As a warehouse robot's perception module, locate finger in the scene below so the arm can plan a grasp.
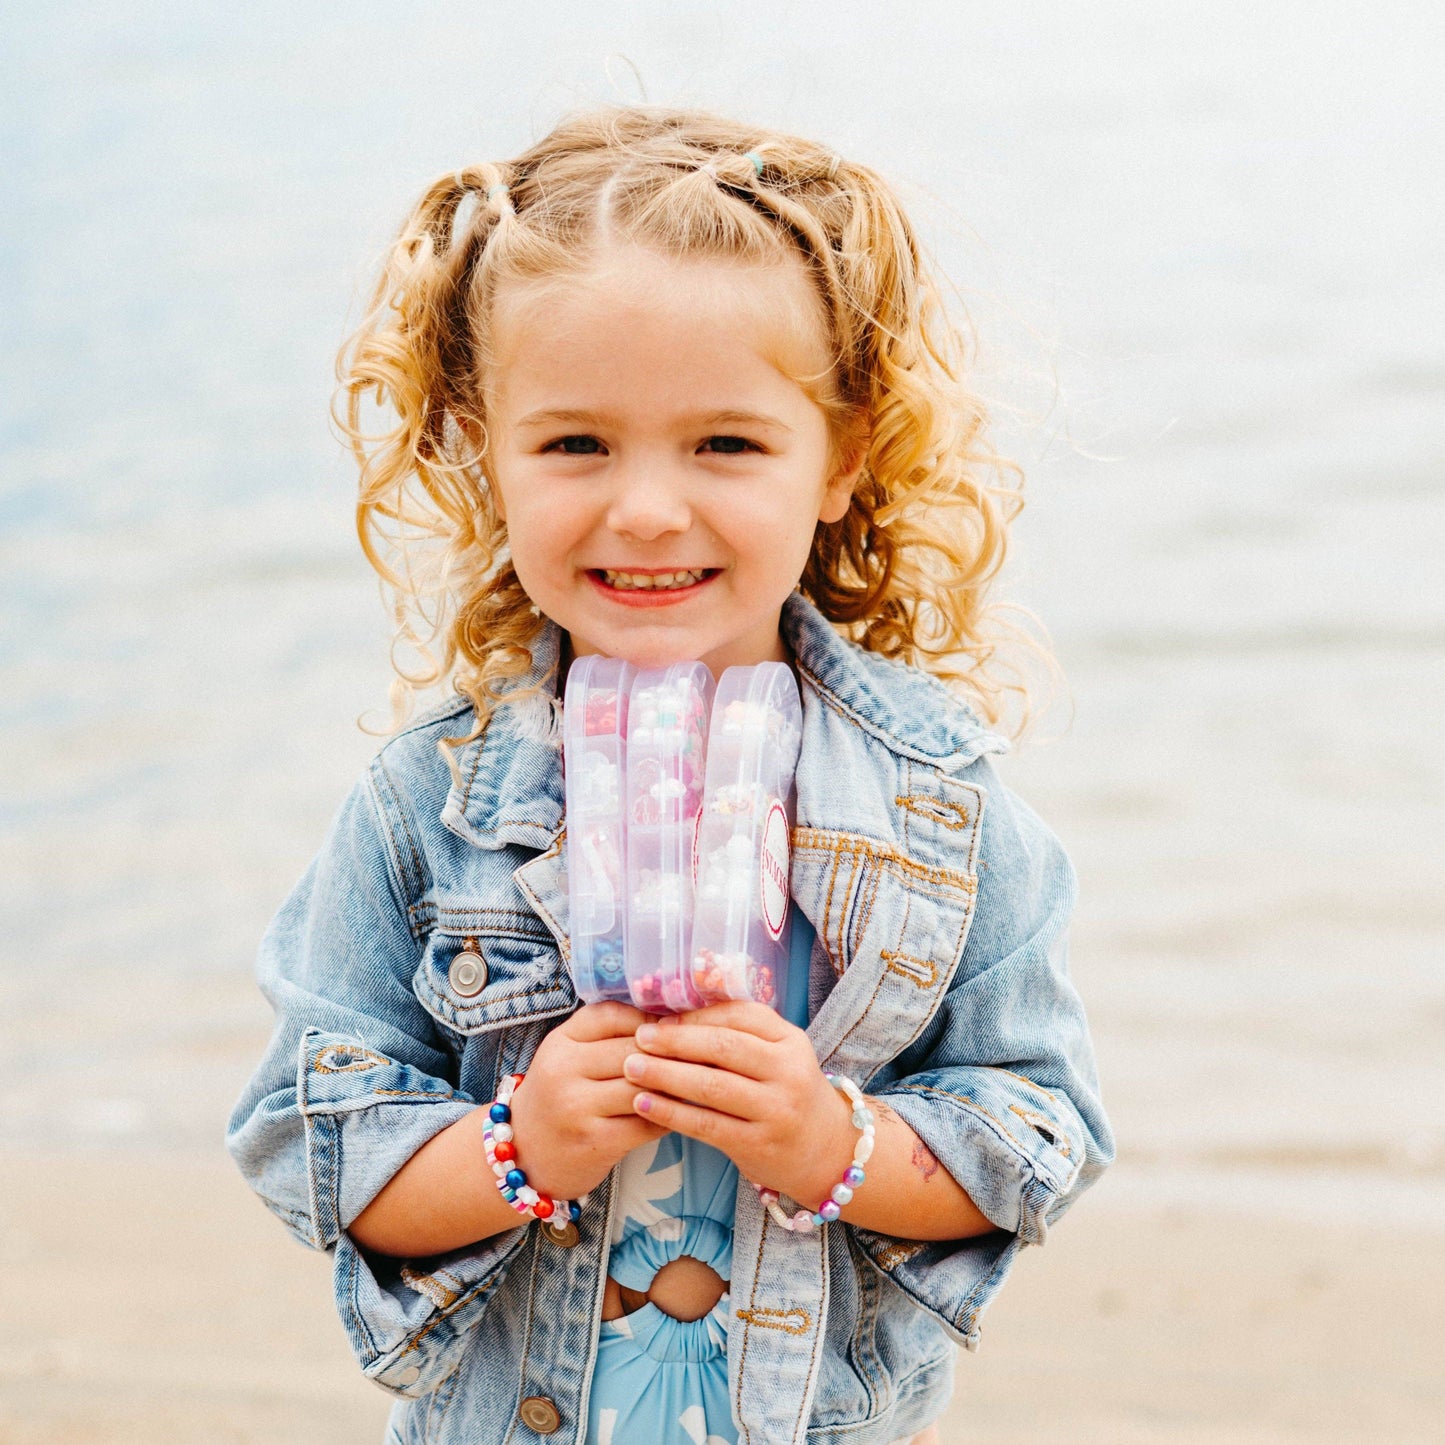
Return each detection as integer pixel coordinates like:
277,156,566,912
563,1000,655,1042
572,1034,649,1082
632,1090,741,1150
623,1052,771,1120
633,1020,778,1081
670,1001,794,1041
603,1114,669,1153
588,1077,662,1118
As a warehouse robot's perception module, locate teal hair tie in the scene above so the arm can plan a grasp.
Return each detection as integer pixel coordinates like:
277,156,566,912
743,151,764,177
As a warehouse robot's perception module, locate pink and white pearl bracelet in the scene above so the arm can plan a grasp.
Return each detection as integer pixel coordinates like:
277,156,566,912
481,1072,584,1227
750,1072,876,1232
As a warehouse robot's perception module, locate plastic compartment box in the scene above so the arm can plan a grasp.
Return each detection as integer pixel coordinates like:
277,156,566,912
562,655,636,1003
688,663,803,1010
624,662,715,1012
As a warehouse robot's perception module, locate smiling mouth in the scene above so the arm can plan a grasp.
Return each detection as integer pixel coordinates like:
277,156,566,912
592,568,718,592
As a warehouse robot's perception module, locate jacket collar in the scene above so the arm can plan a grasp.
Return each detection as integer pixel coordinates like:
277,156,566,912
439,592,1006,848
439,623,566,852
781,591,1006,770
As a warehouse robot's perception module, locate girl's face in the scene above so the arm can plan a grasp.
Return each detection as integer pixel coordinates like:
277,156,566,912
486,246,861,676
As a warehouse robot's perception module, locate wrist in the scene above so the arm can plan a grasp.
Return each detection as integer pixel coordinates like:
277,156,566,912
789,1087,861,1205
753,1076,876,1232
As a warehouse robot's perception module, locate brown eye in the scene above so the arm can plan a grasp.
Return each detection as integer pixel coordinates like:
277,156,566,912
548,435,604,455
702,435,755,454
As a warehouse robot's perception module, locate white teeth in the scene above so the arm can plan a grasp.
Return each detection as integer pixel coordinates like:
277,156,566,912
602,569,705,591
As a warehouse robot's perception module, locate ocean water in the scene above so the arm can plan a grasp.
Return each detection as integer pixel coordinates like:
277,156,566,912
3,2,1443,1224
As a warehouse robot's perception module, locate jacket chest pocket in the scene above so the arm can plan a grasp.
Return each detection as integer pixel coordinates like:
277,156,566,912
412,909,577,1038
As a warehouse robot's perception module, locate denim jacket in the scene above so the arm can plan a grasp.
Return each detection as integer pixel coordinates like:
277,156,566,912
227,593,1112,1445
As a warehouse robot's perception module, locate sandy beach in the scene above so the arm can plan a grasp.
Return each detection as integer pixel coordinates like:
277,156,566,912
2,1147,1440,1444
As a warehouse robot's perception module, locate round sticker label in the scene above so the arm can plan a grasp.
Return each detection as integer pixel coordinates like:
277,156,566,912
759,800,790,942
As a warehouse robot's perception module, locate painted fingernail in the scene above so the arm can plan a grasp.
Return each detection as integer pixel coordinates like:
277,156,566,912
635,1094,653,1115
636,1023,658,1046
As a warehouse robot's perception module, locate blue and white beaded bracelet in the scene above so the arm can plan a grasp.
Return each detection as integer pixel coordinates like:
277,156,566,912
749,1073,876,1232
481,1072,584,1227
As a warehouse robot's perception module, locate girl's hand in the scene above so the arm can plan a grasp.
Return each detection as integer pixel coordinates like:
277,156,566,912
622,1001,858,1207
507,1001,666,1201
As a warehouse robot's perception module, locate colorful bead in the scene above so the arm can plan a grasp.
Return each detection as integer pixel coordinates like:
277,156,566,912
748,1074,877,1233
480,1072,586,1228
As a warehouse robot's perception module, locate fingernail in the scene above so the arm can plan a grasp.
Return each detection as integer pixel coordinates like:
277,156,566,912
636,1023,658,1046
635,1094,653,1115
624,1054,645,1080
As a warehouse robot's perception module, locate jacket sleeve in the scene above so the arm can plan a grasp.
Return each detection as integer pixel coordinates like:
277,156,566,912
853,763,1114,1348
225,764,529,1398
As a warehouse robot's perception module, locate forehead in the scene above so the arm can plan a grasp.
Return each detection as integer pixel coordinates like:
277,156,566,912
488,246,833,404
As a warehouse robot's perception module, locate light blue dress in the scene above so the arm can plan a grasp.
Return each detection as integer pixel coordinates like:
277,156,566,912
586,919,816,1445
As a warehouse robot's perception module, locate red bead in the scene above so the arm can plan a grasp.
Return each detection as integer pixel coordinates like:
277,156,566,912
532,1197,554,1219
494,1140,516,1162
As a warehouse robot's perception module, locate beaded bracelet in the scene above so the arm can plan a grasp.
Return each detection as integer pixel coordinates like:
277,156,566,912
481,1072,584,1227
749,1073,876,1232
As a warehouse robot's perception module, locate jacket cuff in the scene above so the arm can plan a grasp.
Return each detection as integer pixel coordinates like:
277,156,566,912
853,1070,1091,1345
336,1228,530,1398
295,1026,531,1396
880,1068,1086,1239
296,1027,476,1245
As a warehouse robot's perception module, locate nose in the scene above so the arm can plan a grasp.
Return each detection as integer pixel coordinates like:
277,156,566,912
605,460,691,542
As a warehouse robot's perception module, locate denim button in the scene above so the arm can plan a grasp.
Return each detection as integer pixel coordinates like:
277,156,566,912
541,1218,580,1248
518,1396,561,1433
396,1365,421,1385
449,949,487,997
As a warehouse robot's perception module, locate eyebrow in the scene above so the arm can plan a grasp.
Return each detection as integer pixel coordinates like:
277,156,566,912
513,407,794,433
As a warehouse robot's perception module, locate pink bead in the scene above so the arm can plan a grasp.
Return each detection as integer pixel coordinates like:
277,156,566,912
792,1210,814,1232
819,1200,842,1222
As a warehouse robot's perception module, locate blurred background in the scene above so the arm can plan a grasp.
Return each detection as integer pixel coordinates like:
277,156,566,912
3,2,1442,1440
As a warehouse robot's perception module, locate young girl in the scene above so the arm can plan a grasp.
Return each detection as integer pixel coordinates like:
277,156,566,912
229,107,1111,1445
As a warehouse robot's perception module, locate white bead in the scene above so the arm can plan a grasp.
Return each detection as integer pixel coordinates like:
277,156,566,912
517,1185,539,1205
855,1133,875,1163
492,1161,508,1177
492,1122,514,1143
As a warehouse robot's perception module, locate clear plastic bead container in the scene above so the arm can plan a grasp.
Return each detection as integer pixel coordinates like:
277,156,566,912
624,662,715,1012
689,663,803,1010
562,655,636,1004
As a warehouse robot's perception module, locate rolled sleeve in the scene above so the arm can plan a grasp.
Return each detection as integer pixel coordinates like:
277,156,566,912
225,772,525,1396
298,1027,530,1397
853,772,1114,1345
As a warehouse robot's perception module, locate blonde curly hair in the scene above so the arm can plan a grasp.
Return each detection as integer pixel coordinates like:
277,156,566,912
339,106,1035,739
